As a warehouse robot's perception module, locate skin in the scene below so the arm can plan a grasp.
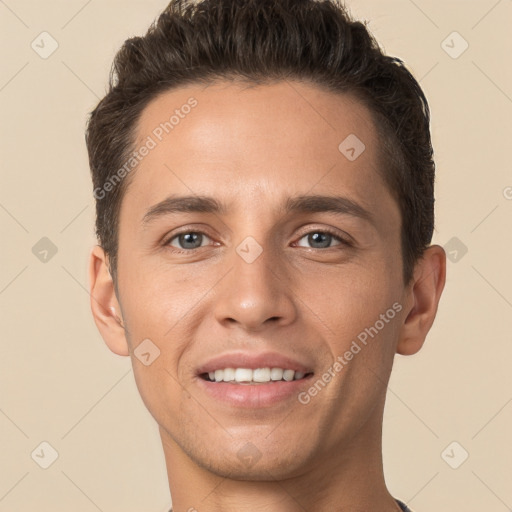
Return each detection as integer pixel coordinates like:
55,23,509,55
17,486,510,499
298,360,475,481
89,80,446,512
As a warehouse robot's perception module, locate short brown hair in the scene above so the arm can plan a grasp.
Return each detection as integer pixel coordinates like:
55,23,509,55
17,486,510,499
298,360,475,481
86,0,436,287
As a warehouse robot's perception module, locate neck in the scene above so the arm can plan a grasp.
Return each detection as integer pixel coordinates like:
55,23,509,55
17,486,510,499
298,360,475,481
160,401,401,512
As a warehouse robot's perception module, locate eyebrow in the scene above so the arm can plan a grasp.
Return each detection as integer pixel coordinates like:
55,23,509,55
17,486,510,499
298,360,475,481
141,194,375,226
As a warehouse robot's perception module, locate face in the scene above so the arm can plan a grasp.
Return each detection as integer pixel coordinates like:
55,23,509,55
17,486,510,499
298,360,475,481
110,80,410,479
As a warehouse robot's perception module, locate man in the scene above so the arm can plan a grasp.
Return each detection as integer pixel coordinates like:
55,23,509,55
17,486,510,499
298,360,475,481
86,1,446,510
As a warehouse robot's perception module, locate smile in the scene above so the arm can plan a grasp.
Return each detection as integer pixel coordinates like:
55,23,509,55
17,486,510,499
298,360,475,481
201,367,313,384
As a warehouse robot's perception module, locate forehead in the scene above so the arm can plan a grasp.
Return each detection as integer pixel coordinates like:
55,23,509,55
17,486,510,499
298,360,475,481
135,80,378,160
123,80,395,224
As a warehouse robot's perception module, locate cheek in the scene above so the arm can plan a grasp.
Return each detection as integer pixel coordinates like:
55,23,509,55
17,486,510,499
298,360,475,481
314,268,401,352
118,255,206,338
129,355,189,438
119,268,197,419
118,263,212,405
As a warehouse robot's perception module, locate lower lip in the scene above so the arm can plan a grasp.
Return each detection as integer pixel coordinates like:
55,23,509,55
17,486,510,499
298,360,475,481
197,377,313,408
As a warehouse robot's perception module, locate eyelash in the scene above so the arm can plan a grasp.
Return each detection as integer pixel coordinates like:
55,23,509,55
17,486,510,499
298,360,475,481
162,227,352,254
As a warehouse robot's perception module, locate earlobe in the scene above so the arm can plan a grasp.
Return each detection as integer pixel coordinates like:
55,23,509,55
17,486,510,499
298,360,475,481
88,245,130,356
396,245,447,356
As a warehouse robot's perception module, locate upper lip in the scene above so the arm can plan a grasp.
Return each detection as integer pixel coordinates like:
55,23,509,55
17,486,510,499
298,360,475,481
196,351,314,375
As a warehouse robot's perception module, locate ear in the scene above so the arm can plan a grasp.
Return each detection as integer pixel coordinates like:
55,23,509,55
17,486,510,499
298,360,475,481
396,244,447,356
88,245,130,356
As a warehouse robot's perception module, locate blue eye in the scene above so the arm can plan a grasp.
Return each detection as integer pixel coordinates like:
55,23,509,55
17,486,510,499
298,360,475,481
167,232,212,250
296,230,348,249
164,228,351,254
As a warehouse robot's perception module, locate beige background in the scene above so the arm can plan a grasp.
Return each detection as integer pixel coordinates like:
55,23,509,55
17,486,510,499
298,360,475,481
1,0,511,510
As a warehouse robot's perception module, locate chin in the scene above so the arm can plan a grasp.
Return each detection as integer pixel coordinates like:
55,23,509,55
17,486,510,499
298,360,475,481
198,453,308,481
183,435,313,481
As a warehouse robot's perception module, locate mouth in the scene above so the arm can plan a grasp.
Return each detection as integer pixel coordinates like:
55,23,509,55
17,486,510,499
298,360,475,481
194,351,315,407
200,367,314,385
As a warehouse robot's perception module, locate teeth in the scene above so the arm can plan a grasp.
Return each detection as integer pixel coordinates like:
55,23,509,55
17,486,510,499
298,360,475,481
253,368,271,382
223,368,235,382
234,368,252,382
270,368,283,381
283,369,295,381
205,367,308,383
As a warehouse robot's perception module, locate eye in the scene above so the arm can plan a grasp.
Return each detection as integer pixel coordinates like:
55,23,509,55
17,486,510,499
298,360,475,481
166,231,213,251
295,229,350,249
163,228,351,253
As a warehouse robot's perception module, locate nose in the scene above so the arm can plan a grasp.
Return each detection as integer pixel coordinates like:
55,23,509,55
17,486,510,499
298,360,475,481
212,244,297,333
